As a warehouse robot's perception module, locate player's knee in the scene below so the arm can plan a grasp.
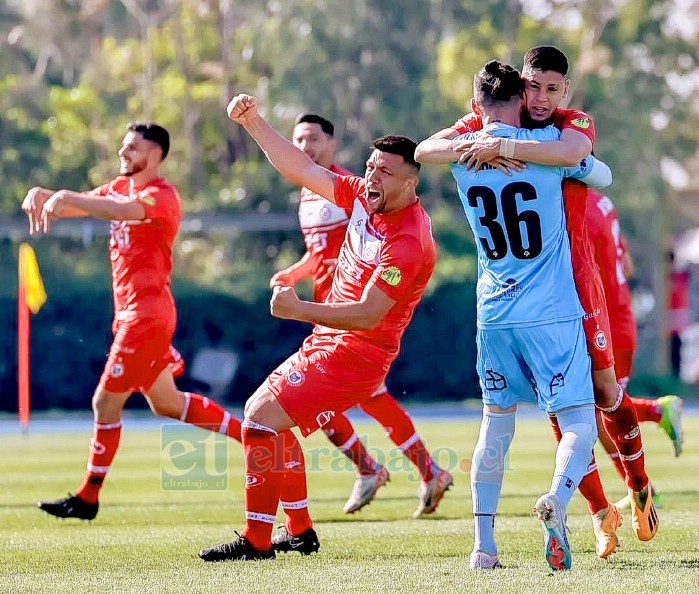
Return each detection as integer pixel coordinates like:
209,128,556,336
569,422,597,450
149,397,180,419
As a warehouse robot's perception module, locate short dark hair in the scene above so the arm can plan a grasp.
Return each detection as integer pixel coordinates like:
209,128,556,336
294,113,334,136
473,60,523,107
371,135,421,172
523,46,569,76
126,122,170,160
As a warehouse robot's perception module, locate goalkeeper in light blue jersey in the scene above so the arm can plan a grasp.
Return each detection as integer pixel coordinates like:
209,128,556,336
448,60,612,572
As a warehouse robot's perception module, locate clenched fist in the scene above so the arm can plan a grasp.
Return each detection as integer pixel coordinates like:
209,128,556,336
270,285,302,320
226,94,261,126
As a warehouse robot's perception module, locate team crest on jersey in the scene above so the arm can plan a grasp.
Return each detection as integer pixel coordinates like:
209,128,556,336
316,410,336,427
380,266,402,287
571,117,590,129
363,242,379,260
594,330,608,350
287,369,305,386
111,363,124,378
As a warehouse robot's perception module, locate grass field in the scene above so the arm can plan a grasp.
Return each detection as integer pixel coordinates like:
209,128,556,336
1,413,697,594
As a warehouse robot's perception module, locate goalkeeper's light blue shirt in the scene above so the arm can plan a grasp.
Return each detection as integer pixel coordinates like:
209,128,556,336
450,123,594,328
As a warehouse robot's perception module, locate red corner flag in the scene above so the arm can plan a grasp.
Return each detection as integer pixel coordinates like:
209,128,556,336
18,243,47,432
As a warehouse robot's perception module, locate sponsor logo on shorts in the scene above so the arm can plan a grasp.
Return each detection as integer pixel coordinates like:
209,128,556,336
624,426,640,440
571,117,590,129
287,369,305,386
380,266,402,287
583,308,601,321
111,363,124,378
90,439,106,455
549,373,565,396
485,370,507,391
594,330,608,350
316,410,336,427
246,473,265,487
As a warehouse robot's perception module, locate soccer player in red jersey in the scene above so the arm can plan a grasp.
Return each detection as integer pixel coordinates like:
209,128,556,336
586,191,684,478
416,46,658,552
21,122,243,520
198,94,447,562
271,113,451,516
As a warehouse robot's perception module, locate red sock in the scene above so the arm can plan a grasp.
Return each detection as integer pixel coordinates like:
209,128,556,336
548,415,608,514
323,413,378,475
607,451,627,482
279,430,313,536
181,392,242,442
75,421,122,504
632,398,662,423
599,388,648,491
241,423,283,551
360,392,435,482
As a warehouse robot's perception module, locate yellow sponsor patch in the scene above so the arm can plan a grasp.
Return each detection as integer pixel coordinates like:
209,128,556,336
380,266,402,287
571,117,590,129
140,195,156,206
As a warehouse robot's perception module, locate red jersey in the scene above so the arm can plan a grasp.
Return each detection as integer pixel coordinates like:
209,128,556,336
298,164,353,301
301,174,436,375
586,191,637,348
89,176,181,321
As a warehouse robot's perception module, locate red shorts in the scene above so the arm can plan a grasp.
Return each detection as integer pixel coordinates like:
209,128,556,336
99,317,178,393
268,347,385,437
576,274,615,372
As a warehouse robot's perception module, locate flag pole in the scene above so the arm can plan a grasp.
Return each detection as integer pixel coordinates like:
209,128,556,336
18,254,30,435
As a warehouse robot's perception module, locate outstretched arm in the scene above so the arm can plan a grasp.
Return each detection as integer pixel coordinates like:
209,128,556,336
227,94,337,202
40,190,145,233
415,127,525,173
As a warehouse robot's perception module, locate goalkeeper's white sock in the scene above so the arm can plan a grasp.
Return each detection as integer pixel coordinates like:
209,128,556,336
471,409,516,556
550,404,597,509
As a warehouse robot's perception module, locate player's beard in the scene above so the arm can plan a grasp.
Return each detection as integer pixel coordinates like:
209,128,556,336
120,159,147,177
